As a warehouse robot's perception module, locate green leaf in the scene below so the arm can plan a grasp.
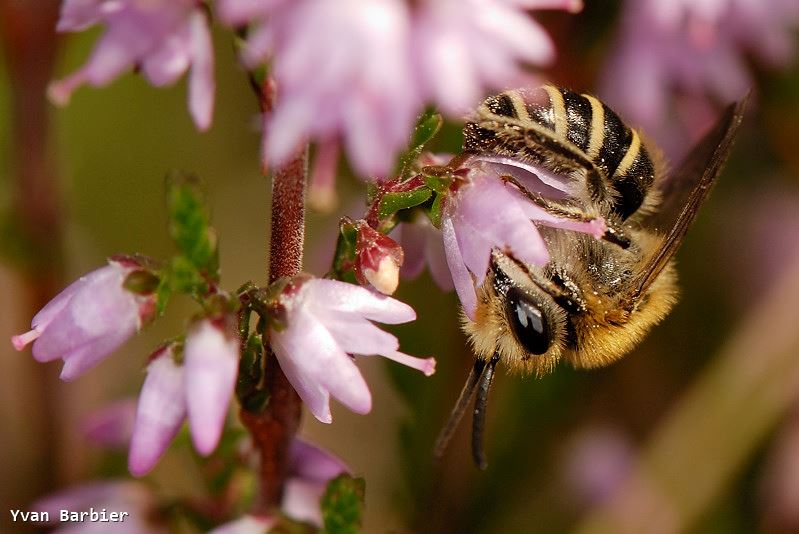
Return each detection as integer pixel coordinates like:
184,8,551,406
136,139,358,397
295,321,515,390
377,188,433,220
168,255,208,297
321,475,366,534
165,172,219,278
396,110,443,178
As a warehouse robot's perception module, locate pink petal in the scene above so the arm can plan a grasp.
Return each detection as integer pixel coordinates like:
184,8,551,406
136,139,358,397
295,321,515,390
271,332,333,423
282,479,326,527
187,11,215,131
184,321,239,455
289,439,349,482
442,216,478,320
397,222,427,280
32,266,138,364
320,315,400,356
81,398,137,448
304,278,416,324
57,0,103,32
128,354,187,476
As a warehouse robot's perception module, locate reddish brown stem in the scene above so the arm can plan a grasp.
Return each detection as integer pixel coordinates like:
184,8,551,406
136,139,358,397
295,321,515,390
240,145,307,509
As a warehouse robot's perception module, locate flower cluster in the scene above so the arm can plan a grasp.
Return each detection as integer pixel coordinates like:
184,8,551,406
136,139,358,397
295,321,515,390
51,0,581,177
128,319,239,476
51,0,214,130
601,0,799,157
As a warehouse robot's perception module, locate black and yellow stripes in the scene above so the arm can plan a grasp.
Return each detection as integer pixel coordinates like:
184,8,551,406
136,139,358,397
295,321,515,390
466,85,657,220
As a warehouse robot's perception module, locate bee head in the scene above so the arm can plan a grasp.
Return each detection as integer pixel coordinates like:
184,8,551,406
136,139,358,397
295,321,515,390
463,251,569,377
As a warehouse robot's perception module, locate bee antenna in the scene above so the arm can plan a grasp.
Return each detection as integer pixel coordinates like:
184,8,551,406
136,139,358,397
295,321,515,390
433,357,488,460
472,354,500,470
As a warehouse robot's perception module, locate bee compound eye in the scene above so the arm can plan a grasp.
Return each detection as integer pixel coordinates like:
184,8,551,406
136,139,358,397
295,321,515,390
505,287,551,355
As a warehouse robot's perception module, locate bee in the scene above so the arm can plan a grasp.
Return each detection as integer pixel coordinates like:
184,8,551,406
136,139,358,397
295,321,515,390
435,85,747,468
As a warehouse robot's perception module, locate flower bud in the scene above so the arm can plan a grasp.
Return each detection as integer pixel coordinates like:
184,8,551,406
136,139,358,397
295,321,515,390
354,220,404,295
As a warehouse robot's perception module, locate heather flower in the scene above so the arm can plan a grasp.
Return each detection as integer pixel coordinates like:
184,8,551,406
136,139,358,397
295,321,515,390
128,323,239,476
395,211,453,291
442,157,606,320
80,399,137,448
32,480,165,533
11,259,157,381
128,344,186,477
269,277,435,423
413,0,582,115
223,0,580,178
184,319,240,455
600,0,799,157
50,0,215,130
211,438,348,531
354,220,404,295
227,0,419,177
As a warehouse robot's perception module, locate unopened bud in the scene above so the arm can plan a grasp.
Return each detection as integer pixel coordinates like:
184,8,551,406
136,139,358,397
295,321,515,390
354,221,404,295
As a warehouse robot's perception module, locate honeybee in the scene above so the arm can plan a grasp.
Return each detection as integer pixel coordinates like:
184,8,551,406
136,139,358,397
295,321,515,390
435,85,747,468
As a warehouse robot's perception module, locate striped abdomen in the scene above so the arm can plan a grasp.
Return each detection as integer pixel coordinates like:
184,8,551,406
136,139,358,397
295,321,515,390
464,85,656,220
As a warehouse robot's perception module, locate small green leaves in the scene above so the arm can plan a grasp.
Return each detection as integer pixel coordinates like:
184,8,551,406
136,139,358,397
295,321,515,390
320,474,366,534
377,187,432,220
166,171,219,280
396,109,443,179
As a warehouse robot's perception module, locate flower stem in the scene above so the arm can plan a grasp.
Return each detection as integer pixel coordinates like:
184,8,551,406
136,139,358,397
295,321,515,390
240,140,307,508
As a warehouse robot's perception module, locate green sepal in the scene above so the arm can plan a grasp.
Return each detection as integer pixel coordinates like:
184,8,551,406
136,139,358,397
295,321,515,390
429,192,444,228
268,517,317,534
154,276,172,316
423,173,453,194
165,172,219,280
236,334,269,413
396,110,443,179
320,474,366,534
377,187,433,220
330,219,358,281
123,270,160,295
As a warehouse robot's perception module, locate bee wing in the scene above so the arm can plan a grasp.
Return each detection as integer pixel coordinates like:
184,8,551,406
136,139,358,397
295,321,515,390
630,96,749,301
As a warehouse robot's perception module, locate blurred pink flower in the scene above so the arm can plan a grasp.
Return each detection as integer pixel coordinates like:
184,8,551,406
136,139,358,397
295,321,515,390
561,427,635,507
50,0,215,130
601,0,799,158
414,0,582,115
222,0,579,178
269,277,435,423
11,259,156,381
128,323,239,476
283,439,350,525
32,480,165,533
80,399,137,448
211,439,348,531
442,157,606,319
396,212,454,291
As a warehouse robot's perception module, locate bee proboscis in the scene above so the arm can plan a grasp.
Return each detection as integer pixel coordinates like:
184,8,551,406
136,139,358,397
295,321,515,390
435,85,747,468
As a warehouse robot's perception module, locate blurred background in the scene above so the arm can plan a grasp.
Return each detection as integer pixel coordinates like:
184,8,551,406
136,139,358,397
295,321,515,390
2,1,799,532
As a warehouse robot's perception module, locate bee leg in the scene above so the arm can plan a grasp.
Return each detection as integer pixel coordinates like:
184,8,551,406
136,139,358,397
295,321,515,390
501,252,588,313
472,353,500,470
501,174,631,249
434,357,488,460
